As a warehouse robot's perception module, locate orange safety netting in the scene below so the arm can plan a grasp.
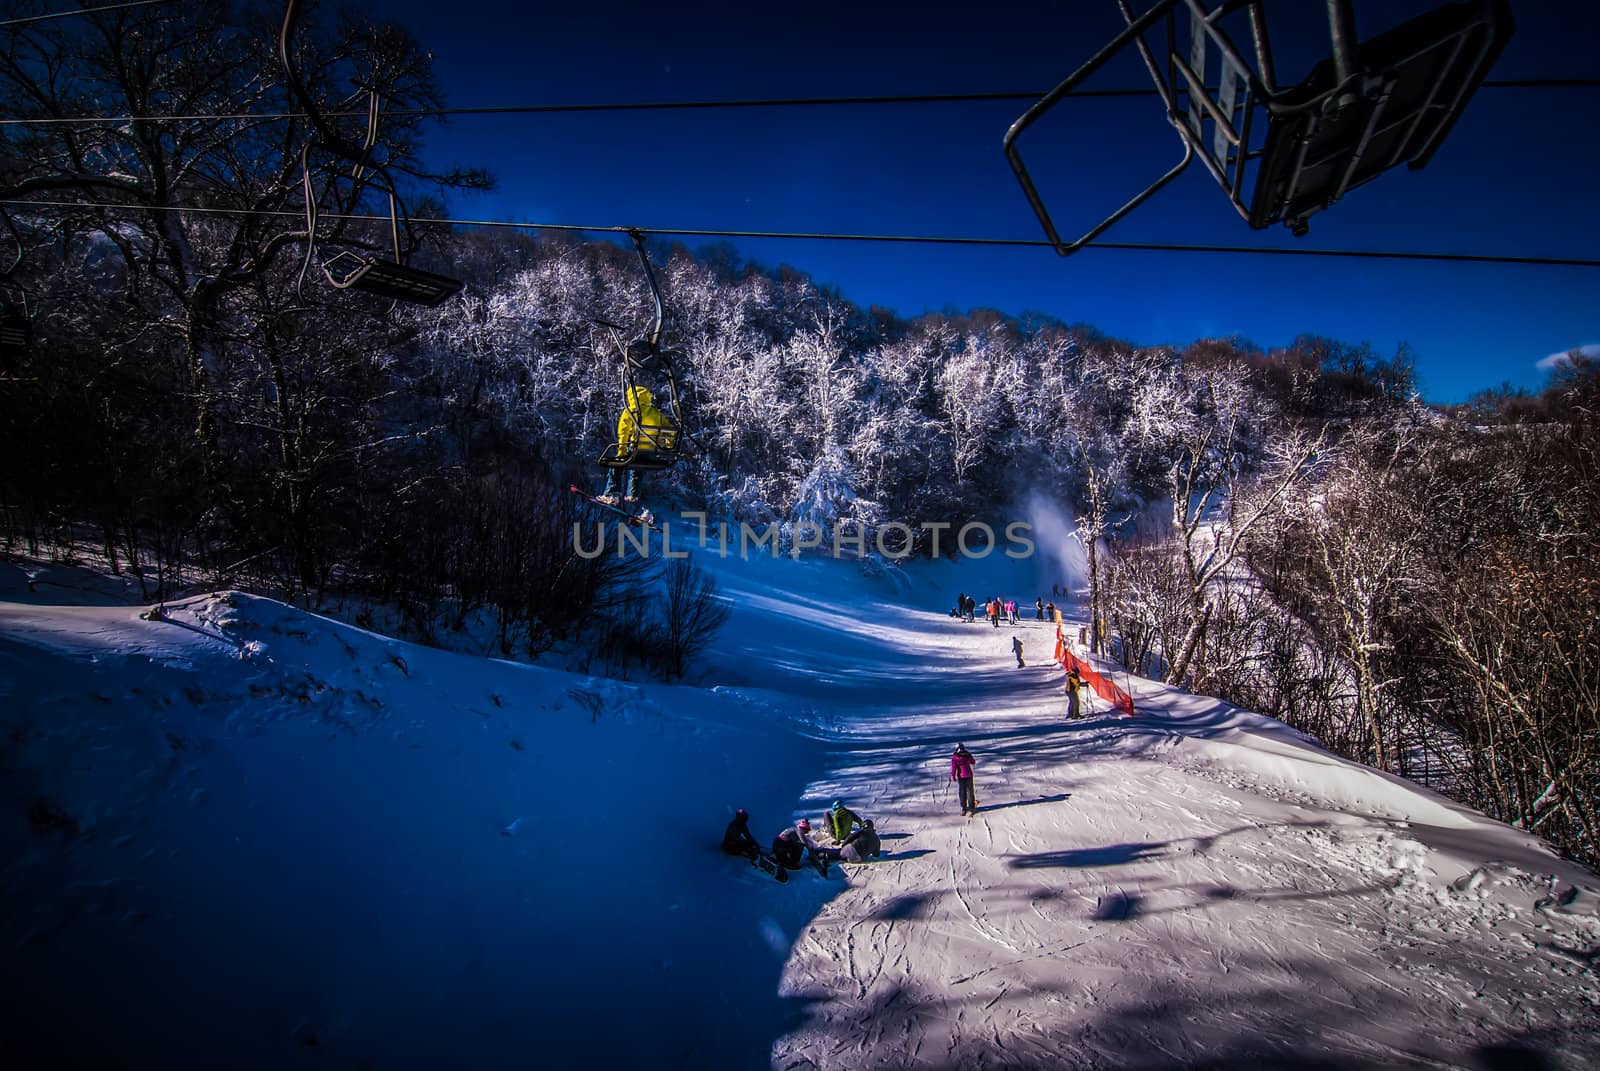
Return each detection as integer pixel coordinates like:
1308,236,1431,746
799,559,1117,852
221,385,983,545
1054,623,1135,717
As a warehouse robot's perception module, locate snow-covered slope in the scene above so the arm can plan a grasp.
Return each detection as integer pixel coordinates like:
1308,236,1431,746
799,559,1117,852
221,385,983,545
2,549,1597,1070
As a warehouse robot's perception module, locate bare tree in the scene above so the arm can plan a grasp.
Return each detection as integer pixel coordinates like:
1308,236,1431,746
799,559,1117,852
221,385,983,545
1161,366,1325,687
0,0,486,467
659,556,731,680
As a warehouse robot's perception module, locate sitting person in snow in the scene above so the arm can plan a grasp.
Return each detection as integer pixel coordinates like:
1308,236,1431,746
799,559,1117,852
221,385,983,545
597,383,677,507
721,808,762,860
840,819,882,863
773,818,837,874
826,799,865,843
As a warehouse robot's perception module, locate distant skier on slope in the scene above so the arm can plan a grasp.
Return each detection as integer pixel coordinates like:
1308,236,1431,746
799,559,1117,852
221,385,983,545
1066,665,1085,720
952,743,977,816
1012,635,1025,668
1035,596,1045,621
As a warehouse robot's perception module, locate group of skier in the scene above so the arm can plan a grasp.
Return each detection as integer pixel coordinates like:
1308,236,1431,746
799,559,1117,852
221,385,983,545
952,593,1063,625
722,801,882,881
721,741,987,883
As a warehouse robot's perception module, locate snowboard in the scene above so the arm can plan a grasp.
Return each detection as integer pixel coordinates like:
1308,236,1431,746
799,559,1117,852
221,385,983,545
753,851,789,883
568,484,659,531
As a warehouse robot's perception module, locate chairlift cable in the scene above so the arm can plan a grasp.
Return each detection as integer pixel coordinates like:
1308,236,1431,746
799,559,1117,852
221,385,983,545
0,0,178,28
3,196,1598,268
1,79,1594,127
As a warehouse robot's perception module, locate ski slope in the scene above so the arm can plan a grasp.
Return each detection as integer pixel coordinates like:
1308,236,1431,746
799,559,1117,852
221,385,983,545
2,546,1598,1070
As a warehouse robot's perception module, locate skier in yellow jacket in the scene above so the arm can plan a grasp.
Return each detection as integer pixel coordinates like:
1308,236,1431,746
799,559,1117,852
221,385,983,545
598,385,677,505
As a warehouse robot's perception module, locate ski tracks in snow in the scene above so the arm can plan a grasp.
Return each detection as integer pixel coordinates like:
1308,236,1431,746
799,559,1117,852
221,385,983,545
771,611,1600,1069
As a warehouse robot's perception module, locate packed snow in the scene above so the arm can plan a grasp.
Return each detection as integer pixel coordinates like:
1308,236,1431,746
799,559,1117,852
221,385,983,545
3,538,1598,1070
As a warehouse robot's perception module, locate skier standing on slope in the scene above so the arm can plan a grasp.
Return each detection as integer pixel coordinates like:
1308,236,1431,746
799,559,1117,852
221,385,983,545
952,744,977,816
1035,596,1045,621
1007,599,1018,625
1012,634,1025,668
1066,665,1085,720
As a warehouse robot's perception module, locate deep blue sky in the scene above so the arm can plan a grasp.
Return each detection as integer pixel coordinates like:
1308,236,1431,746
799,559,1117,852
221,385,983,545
368,0,1597,403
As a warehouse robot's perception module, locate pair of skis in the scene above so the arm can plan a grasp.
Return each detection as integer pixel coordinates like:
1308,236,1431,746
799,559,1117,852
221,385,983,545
568,484,658,531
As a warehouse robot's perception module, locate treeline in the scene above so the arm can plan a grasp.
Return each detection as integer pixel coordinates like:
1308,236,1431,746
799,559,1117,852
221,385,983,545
1104,357,1600,868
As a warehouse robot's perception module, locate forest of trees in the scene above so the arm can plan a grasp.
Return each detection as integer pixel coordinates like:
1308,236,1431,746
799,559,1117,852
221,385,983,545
1,1,1595,866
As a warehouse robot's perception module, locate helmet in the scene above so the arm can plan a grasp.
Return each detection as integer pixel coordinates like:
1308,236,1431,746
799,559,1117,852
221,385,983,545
863,819,875,830
735,808,747,818
797,818,810,831
831,800,843,811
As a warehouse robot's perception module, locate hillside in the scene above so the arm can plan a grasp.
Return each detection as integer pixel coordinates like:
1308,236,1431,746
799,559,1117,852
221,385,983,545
2,547,1598,1070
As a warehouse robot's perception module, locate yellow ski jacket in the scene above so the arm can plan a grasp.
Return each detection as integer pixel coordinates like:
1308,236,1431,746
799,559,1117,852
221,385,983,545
617,386,677,453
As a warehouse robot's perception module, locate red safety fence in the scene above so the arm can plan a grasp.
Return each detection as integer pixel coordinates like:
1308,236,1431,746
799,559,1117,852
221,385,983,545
1054,624,1135,717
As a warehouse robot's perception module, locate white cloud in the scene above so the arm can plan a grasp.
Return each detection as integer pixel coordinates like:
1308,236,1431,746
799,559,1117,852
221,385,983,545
1538,343,1600,371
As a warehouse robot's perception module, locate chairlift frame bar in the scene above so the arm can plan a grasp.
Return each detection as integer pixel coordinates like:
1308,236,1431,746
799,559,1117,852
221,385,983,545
279,0,463,304
1005,0,1513,254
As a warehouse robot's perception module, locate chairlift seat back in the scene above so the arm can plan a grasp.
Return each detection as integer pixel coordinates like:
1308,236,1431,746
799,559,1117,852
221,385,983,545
1249,0,1513,232
0,309,29,356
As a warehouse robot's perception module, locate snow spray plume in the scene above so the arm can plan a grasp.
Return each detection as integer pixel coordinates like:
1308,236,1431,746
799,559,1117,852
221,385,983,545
1021,491,1089,593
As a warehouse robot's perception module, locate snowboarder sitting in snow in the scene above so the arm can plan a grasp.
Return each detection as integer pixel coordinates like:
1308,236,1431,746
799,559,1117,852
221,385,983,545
840,819,881,863
826,799,864,843
597,384,677,507
722,808,762,860
773,818,837,875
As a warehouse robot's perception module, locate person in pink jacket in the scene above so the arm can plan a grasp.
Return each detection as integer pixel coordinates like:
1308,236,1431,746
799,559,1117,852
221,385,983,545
951,743,977,816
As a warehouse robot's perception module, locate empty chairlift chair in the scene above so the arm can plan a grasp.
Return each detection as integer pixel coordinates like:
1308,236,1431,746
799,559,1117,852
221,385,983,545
278,0,464,306
1004,0,1515,253
319,198,464,307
